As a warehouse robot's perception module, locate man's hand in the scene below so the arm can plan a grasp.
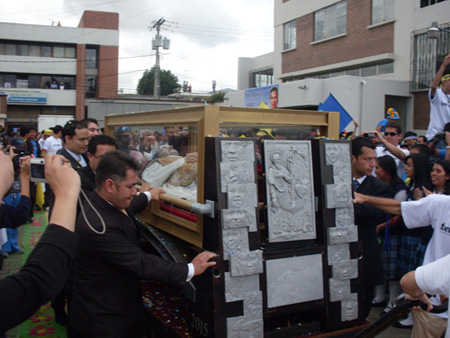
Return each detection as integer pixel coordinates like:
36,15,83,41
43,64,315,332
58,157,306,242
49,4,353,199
353,192,366,204
372,129,385,144
149,187,165,202
20,156,31,180
191,251,217,276
405,293,433,312
45,154,80,200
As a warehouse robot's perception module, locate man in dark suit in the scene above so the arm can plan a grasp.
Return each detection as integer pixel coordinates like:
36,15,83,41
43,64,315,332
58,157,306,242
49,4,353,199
68,151,216,337
352,137,392,318
57,120,89,170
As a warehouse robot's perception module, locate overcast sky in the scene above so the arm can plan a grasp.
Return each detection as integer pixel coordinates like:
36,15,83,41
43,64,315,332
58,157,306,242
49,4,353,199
1,0,274,93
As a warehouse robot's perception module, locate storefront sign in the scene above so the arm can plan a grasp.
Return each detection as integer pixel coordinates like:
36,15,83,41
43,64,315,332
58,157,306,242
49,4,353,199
7,117,39,123
0,91,47,104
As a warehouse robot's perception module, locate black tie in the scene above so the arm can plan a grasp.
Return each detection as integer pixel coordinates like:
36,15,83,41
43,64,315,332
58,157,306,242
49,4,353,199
353,179,360,191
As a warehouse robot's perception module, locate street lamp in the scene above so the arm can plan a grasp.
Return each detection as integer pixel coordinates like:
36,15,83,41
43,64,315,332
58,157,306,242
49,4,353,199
427,21,450,39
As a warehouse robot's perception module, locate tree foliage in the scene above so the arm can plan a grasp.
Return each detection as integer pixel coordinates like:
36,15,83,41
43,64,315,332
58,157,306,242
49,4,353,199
206,91,226,104
137,67,180,96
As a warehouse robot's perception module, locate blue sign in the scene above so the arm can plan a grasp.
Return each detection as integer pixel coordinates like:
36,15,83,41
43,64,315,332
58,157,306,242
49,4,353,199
0,91,47,104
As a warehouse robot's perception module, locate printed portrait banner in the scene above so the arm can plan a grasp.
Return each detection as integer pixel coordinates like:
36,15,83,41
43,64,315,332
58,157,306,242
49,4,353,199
244,84,279,109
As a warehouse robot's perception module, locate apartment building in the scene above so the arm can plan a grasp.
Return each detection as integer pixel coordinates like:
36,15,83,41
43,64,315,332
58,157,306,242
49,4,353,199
0,10,119,128
228,0,450,133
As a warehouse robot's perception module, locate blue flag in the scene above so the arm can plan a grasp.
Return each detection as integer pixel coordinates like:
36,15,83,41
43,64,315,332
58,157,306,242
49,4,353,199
318,93,353,133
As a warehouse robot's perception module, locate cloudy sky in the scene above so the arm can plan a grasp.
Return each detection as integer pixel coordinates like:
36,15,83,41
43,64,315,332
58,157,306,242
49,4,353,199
1,0,274,93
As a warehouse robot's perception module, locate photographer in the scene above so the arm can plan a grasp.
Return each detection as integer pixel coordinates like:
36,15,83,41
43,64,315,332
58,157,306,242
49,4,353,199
0,153,80,332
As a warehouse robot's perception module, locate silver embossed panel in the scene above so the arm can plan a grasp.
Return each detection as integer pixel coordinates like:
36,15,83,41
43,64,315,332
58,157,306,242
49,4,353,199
266,254,324,308
329,278,351,302
332,260,358,280
335,207,354,227
263,140,316,242
328,225,358,244
222,208,257,232
220,161,255,193
227,317,264,338
225,273,260,302
328,243,350,264
227,184,258,209
221,140,255,162
229,251,263,277
325,183,352,209
222,227,249,260
341,294,358,321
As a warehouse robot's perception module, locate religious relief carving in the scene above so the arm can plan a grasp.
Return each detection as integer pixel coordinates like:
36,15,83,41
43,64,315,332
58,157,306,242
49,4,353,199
263,141,316,242
327,243,350,264
332,260,358,280
328,225,358,245
227,184,258,209
329,278,351,302
222,228,249,260
335,207,354,227
222,208,257,232
227,317,264,338
341,294,358,321
325,183,352,209
266,254,324,308
220,161,255,193
229,251,263,277
224,273,260,302
221,140,255,162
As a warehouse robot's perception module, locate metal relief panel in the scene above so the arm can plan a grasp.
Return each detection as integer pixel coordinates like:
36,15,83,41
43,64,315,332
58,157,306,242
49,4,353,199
263,140,316,242
225,273,260,302
222,228,249,260
220,161,255,193
222,208,257,232
341,294,358,321
332,260,358,280
327,226,358,245
327,244,350,264
325,183,352,209
221,140,255,162
329,278,351,302
227,184,258,209
266,254,324,308
227,317,264,338
335,207,354,227
229,251,263,277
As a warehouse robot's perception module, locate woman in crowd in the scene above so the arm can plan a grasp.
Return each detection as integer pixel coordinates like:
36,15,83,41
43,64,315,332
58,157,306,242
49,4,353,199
429,159,450,195
373,156,408,314
395,153,432,328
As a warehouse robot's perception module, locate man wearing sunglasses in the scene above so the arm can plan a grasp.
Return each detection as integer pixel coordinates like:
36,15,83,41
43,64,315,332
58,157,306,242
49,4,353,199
373,122,409,178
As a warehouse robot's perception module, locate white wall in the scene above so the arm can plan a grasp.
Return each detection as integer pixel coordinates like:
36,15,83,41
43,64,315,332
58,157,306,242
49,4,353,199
0,55,77,75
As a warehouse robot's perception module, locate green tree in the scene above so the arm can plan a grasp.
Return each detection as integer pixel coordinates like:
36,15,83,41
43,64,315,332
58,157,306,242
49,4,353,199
137,67,180,96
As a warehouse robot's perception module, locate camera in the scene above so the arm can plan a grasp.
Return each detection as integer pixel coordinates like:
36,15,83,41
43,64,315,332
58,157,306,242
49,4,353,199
30,158,47,183
363,133,376,139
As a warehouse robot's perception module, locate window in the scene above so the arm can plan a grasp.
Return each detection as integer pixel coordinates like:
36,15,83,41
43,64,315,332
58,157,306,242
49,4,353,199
314,1,347,41
29,45,40,57
345,68,360,76
284,20,297,50
361,65,377,76
53,46,65,58
41,46,51,57
86,48,98,69
85,75,97,98
378,62,394,75
65,47,76,58
420,0,447,8
371,0,394,25
17,45,28,56
5,43,16,55
251,69,274,88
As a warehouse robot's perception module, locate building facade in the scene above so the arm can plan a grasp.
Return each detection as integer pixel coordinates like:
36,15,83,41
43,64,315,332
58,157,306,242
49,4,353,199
230,0,450,133
0,10,119,128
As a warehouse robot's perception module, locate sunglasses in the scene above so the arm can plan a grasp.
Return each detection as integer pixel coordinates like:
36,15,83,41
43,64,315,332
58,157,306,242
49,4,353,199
384,132,398,137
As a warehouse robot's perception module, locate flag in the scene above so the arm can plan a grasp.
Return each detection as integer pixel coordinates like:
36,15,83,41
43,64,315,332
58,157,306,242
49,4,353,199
318,93,353,133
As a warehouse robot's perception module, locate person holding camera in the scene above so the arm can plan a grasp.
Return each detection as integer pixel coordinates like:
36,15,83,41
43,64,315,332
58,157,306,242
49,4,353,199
373,122,410,179
0,153,80,333
426,53,450,142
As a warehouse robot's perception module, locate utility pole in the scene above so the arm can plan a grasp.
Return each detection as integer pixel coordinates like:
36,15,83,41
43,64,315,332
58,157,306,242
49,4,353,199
150,18,170,99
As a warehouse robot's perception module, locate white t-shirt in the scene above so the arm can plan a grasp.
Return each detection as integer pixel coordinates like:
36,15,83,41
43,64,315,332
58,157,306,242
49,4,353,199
42,136,62,155
401,194,450,319
426,87,450,141
375,145,409,178
415,253,450,332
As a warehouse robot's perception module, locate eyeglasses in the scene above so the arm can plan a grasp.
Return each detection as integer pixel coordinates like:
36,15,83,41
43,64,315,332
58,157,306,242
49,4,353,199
384,132,398,137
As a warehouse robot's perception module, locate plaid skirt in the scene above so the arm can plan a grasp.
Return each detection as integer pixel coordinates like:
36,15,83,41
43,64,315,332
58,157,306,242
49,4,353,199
398,234,428,276
381,234,401,280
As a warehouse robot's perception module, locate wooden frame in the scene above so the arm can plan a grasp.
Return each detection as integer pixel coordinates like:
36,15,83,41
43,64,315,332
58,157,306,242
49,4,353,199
104,106,339,248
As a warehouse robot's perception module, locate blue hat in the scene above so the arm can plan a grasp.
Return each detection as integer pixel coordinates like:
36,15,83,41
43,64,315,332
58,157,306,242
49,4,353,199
12,128,19,133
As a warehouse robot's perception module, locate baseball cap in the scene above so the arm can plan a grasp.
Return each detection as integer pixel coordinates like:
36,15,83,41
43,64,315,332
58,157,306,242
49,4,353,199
44,129,53,136
386,108,400,119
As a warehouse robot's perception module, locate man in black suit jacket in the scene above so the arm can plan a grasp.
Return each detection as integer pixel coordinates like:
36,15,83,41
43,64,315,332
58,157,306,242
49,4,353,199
68,151,216,337
57,120,89,170
352,137,392,318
